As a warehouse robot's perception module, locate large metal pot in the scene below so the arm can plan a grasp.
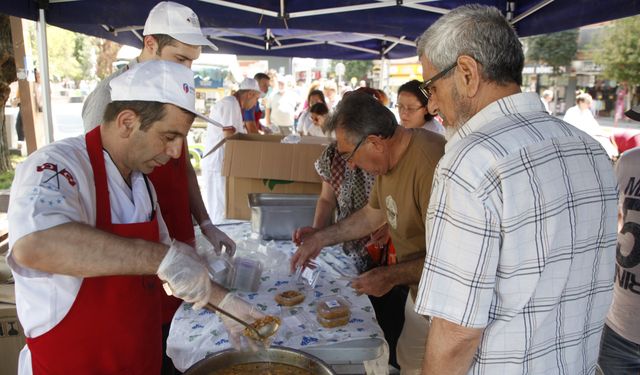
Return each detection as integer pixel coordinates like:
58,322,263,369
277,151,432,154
184,346,336,375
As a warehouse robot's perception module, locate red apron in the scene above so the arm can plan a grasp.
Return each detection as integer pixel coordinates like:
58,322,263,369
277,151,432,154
26,127,163,374
148,146,194,323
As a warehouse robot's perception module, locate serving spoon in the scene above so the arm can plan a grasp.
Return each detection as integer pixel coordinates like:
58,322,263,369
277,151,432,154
204,303,280,341
163,282,279,341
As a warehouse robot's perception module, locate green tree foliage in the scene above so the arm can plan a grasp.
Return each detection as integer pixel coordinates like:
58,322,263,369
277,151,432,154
594,16,640,85
28,24,118,82
95,40,120,80
35,25,97,85
526,29,579,73
73,33,95,81
345,60,372,82
330,60,373,82
44,26,82,82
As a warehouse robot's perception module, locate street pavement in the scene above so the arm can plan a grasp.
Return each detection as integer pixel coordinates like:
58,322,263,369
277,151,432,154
7,95,640,152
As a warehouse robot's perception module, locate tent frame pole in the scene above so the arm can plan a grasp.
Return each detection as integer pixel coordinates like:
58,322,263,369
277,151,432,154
353,33,415,47
208,36,265,50
383,36,405,55
197,0,278,18
37,7,54,145
511,0,554,24
327,42,378,55
271,41,325,50
400,2,450,15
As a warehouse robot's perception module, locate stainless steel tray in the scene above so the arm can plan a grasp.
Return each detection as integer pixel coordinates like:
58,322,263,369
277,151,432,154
248,193,319,240
184,346,335,375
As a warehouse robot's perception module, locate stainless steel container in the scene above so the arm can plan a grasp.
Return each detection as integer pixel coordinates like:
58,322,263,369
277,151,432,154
249,193,319,240
184,346,336,375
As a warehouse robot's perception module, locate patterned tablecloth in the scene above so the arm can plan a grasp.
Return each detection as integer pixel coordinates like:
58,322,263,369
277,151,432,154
167,222,386,372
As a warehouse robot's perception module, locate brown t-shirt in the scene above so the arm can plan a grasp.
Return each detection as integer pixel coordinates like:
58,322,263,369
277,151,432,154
369,129,445,294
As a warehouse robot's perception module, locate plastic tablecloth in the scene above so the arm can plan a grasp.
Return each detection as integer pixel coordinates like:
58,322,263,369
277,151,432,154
167,222,387,372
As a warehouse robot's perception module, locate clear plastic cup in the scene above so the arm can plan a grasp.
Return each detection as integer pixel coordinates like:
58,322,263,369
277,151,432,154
228,257,263,292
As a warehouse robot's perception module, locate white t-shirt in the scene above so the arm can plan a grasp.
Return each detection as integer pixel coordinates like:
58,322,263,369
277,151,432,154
421,118,445,136
267,90,297,127
607,147,640,344
307,124,326,137
6,135,170,374
297,110,313,135
563,105,618,158
202,96,245,223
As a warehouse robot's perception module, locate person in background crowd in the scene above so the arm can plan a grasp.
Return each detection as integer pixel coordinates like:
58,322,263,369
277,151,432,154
243,72,271,133
540,89,554,115
202,78,262,223
33,69,42,112
564,93,618,159
614,82,629,127
415,5,617,374
81,4,235,373
308,102,330,137
396,80,445,136
6,60,258,375
265,76,298,133
297,89,326,136
324,80,340,110
598,103,640,375
291,92,446,374
10,85,23,142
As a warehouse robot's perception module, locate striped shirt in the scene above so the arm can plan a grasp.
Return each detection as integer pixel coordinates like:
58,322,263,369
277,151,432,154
415,92,617,374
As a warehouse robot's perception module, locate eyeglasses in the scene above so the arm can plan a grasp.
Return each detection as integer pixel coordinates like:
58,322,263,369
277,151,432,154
419,62,457,100
395,104,425,114
340,136,366,162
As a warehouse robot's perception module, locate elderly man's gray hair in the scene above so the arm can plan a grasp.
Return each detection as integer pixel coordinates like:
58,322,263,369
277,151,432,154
416,4,524,86
325,92,397,144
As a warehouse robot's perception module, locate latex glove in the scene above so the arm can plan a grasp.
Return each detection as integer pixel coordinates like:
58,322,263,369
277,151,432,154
157,240,211,310
200,220,236,256
218,293,266,350
290,233,324,273
292,226,318,246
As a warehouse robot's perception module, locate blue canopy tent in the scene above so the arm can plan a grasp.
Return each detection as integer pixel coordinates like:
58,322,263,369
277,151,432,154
3,0,640,59
2,0,640,139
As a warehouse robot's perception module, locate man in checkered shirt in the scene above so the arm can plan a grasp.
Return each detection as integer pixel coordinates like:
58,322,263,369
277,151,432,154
414,5,617,375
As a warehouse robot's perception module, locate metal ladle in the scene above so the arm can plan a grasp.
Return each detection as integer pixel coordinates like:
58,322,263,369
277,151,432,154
204,303,280,341
162,283,278,340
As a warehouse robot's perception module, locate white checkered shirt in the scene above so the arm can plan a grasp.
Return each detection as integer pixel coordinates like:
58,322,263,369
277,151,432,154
415,92,617,374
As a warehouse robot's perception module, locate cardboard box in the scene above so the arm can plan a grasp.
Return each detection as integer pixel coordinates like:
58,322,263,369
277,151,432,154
222,134,329,220
0,285,25,375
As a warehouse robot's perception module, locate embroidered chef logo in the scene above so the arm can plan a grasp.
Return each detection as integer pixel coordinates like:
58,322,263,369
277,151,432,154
186,13,200,27
182,83,195,95
385,195,398,230
36,163,76,189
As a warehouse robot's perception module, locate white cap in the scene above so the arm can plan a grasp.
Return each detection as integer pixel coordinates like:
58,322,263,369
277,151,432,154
143,1,218,51
109,60,221,127
238,78,261,92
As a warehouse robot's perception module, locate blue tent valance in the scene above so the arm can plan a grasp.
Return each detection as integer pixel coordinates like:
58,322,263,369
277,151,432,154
2,0,639,59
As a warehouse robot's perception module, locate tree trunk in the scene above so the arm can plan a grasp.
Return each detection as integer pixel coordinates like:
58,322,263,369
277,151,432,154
0,15,17,172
